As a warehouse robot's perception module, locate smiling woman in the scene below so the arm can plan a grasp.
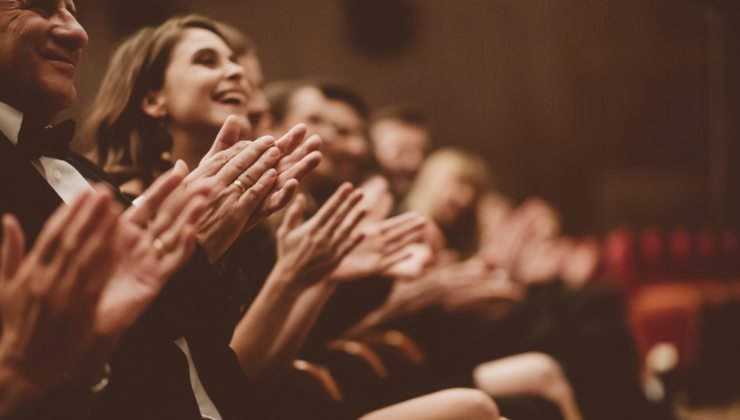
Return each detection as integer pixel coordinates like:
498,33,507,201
79,14,250,193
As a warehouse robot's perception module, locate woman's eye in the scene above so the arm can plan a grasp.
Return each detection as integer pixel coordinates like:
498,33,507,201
193,52,218,67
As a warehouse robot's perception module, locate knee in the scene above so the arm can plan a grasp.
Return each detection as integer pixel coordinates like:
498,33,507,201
443,388,499,420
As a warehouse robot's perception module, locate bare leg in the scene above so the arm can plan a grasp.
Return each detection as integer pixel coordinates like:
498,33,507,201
474,352,583,420
361,388,499,420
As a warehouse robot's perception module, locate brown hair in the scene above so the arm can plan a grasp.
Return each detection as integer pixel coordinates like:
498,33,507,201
80,15,233,187
213,21,255,58
370,103,427,128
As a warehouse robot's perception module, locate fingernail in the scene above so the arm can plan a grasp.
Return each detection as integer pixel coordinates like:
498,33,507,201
268,147,280,157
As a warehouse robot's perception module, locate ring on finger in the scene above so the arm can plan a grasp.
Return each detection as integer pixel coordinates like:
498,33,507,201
233,179,246,193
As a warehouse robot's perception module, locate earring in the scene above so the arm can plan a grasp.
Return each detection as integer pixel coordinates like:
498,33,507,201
153,115,172,163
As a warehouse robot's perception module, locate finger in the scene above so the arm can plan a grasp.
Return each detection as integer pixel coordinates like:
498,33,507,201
383,215,426,245
35,188,110,265
263,178,299,213
125,162,187,226
63,201,120,299
160,225,198,279
192,141,250,178
1,214,26,281
319,189,364,239
236,168,277,215
234,146,282,189
32,189,94,263
276,133,320,173
336,232,366,262
301,134,322,154
380,248,414,272
217,137,276,186
201,115,244,163
331,204,367,248
275,123,307,156
44,190,114,292
275,150,322,189
311,183,354,228
384,227,426,257
155,195,207,254
377,212,421,235
147,180,212,242
280,193,307,232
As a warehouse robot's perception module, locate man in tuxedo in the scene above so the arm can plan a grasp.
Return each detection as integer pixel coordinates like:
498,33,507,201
0,2,316,419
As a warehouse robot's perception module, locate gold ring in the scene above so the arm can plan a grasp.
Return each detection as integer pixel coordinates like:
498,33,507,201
152,237,165,257
233,179,246,193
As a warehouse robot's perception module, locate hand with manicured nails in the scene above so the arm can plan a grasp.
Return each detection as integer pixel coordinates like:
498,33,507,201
0,187,121,414
330,212,428,282
273,183,367,289
185,117,322,262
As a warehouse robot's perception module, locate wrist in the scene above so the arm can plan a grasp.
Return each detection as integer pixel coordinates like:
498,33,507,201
267,263,313,298
67,335,118,388
0,355,45,415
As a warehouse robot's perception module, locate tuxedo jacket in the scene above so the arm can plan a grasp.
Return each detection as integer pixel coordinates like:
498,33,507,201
0,134,253,420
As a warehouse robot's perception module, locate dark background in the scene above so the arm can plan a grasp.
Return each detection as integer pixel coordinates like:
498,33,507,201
71,0,740,234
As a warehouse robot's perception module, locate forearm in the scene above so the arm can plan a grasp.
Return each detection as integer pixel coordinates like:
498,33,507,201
263,281,337,388
348,280,440,335
229,267,304,384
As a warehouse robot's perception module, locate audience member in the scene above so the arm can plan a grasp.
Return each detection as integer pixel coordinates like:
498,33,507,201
369,105,431,202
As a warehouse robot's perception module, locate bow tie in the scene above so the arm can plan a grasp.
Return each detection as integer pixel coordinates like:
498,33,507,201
17,116,76,160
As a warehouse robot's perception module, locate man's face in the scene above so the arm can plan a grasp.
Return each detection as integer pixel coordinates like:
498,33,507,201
370,118,430,198
0,0,88,117
278,86,368,184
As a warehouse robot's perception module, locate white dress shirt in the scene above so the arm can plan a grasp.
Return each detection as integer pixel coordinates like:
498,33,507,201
0,101,93,203
0,101,222,420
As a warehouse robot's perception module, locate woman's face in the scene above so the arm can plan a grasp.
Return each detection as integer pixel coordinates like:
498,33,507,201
432,173,477,227
149,28,251,136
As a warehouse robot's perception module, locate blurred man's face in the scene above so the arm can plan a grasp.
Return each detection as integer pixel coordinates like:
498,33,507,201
319,98,367,183
279,86,368,184
0,0,88,117
278,86,327,135
370,118,430,198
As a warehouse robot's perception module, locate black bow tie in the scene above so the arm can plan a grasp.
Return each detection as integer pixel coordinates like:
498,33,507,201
17,116,76,160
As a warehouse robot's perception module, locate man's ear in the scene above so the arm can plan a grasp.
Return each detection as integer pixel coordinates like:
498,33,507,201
141,91,167,118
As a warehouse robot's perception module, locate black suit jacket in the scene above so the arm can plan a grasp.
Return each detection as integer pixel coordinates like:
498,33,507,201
0,134,253,420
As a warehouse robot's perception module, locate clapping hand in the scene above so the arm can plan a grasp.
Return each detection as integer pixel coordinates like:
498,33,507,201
184,117,322,262
330,212,427,282
0,187,121,399
273,183,367,289
100,162,210,337
260,124,322,221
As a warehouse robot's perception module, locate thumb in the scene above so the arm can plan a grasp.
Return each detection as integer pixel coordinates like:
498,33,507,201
282,194,306,231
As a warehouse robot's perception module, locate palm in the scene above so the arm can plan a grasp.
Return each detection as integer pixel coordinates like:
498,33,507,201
331,233,385,281
94,219,172,336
